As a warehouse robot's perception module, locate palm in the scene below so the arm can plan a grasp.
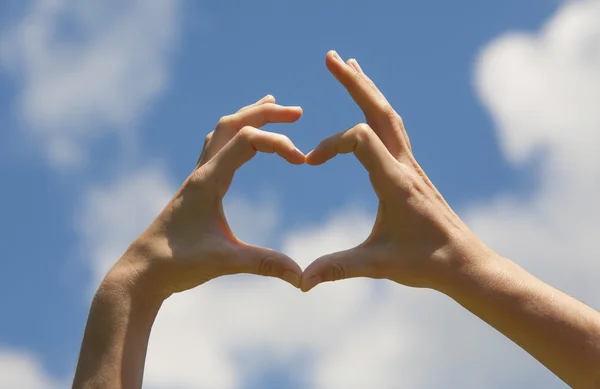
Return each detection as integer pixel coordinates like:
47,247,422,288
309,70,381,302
301,51,456,291
139,96,305,296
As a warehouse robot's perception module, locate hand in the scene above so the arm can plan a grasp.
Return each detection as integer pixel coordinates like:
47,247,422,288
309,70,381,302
107,95,305,298
301,51,491,292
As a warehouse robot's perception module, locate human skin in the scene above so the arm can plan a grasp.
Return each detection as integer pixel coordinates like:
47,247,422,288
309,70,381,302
72,95,306,388
301,50,600,388
72,52,600,389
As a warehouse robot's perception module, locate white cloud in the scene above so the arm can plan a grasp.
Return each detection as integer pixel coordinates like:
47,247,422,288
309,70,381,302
475,0,600,180
76,162,406,389
0,349,62,389
471,0,600,302
0,0,180,167
146,1,600,388
145,207,402,389
10,0,600,387
77,163,176,288
73,2,600,387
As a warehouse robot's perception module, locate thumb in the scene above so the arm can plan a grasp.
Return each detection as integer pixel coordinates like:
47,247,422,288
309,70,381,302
300,246,373,292
234,244,303,289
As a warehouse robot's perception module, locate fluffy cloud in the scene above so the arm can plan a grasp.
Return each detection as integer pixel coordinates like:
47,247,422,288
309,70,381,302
147,1,600,388
77,163,176,289
0,349,62,389
0,0,180,167
470,0,600,303
75,1,600,388
8,0,600,387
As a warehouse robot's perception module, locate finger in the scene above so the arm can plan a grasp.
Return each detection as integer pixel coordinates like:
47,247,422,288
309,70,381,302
326,50,384,113
326,50,410,158
346,58,383,98
199,103,303,165
306,123,395,178
220,103,303,130
208,126,305,178
300,246,375,292
198,95,277,166
196,130,215,168
232,245,303,288
348,58,412,153
347,58,363,73
237,94,276,113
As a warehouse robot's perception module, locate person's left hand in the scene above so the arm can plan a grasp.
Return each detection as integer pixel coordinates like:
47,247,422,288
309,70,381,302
105,95,305,299
300,51,487,293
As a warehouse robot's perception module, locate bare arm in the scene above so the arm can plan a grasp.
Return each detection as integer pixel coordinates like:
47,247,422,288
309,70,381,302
72,259,163,388
302,50,600,388
72,96,304,389
441,252,600,387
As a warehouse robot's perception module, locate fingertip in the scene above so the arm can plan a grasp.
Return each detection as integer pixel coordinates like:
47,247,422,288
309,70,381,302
305,147,329,166
261,94,276,104
347,58,363,73
300,275,322,293
326,50,343,63
280,106,303,123
289,148,306,164
325,50,346,71
282,270,301,289
305,150,320,165
290,106,303,118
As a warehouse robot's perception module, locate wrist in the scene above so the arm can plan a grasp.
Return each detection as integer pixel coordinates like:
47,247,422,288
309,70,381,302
430,231,503,295
434,243,510,299
103,237,172,305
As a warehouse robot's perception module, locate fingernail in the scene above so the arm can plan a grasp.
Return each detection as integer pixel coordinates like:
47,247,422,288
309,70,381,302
282,270,301,288
260,94,274,102
330,50,343,63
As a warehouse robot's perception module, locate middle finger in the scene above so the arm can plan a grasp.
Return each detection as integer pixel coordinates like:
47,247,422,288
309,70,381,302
326,50,410,160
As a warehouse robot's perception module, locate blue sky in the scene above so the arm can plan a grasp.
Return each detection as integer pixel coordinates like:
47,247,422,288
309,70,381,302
2,1,599,388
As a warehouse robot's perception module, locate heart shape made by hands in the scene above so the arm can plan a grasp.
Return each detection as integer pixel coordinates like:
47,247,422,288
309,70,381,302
142,50,479,299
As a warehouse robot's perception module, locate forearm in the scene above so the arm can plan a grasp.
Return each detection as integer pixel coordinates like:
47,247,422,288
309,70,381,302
72,264,163,389
440,251,600,388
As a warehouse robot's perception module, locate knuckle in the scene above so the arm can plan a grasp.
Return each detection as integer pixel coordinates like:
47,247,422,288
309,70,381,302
330,262,346,281
237,125,255,140
353,123,373,140
278,132,291,143
261,102,277,110
395,112,405,126
379,103,403,126
380,102,397,118
216,114,235,129
258,257,276,276
204,131,214,145
254,103,275,122
182,167,216,199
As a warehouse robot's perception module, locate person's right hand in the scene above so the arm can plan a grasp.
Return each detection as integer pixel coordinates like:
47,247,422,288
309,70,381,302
301,51,493,292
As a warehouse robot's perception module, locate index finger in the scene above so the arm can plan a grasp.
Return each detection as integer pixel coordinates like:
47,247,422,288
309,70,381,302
198,103,303,166
326,50,393,120
326,51,410,158
306,123,396,182
209,126,305,178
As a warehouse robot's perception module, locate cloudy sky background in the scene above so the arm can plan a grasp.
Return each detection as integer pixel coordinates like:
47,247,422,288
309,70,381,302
1,0,599,388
